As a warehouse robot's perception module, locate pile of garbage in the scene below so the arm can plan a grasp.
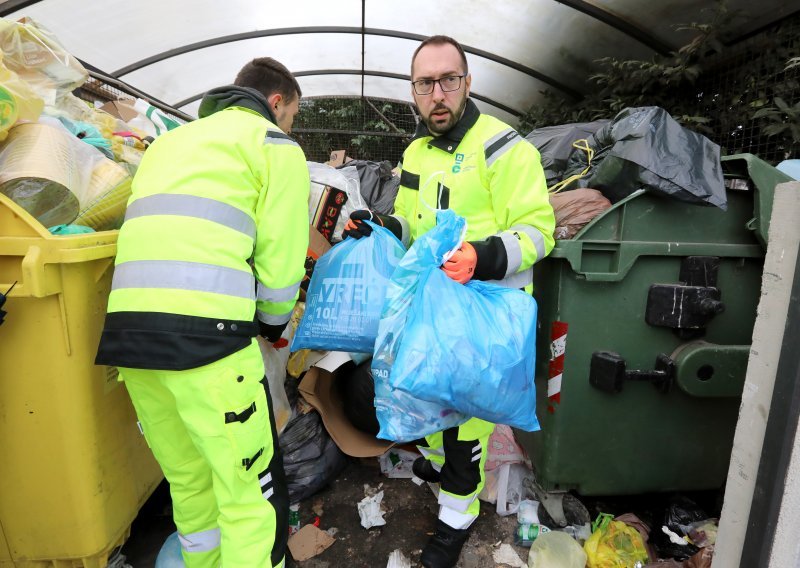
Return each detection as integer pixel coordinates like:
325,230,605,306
0,16,182,232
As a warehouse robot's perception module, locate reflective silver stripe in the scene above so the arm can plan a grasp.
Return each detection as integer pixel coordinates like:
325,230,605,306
259,472,273,488
510,224,547,263
438,490,478,513
439,505,478,530
178,528,221,553
263,487,274,499
124,194,256,239
472,443,482,453
112,260,256,300
484,128,515,152
498,232,522,276
257,280,301,304
485,129,523,168
257,309,292,326
391,214,411,248
485,267,533,289
264,130,300,147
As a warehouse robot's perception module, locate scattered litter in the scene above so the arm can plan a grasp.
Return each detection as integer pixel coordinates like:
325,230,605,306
492,543,526,567
662,525,689,546
379,448,419,478
411,475,425,486
325,527,339,537
288,503,301,535
386,549,413,568
312,497,325,517
287,524,336,562
517,500,540,525
358,490,387,529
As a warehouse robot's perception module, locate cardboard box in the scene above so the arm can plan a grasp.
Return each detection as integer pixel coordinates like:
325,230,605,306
325,150,347,167
300,225,332,302
99,99,138,123
299,352,395,458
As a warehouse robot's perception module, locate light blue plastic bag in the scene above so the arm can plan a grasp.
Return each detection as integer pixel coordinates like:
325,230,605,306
373,209,540,440
292,222,405,353
373,210,470,442
393,268,540,430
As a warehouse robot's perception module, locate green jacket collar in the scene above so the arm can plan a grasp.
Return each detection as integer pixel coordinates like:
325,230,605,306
412,98,481,154
197,86,278,124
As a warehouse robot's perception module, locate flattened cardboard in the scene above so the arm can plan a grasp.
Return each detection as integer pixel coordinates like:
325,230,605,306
299,354,395,458
99,100,138,122
300,225,332,302
287,524,335,561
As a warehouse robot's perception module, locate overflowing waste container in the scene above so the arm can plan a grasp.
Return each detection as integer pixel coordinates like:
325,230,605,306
516,154,794,495
0,194,162,567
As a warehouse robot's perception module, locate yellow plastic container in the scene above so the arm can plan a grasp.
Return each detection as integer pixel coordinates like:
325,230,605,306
0,194,162,567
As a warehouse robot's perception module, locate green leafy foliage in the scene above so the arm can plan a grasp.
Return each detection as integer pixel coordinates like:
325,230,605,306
519,4,799,162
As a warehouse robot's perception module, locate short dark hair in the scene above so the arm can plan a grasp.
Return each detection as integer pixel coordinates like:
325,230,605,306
411,35,468,78
234,57,302,102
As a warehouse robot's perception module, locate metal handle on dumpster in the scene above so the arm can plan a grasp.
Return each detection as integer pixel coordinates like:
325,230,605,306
589,351,675,394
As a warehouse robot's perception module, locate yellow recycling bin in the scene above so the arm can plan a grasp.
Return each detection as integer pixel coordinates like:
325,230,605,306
0,194,162,567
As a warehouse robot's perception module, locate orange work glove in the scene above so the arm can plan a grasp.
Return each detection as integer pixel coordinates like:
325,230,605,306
441,241,477,284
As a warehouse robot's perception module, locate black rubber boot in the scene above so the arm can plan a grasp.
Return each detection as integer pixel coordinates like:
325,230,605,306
412,457,441,483
420,520,470,568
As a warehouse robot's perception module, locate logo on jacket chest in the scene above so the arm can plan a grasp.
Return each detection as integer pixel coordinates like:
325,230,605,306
451,152,476,174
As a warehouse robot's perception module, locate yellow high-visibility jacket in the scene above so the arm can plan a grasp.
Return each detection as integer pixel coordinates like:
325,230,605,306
391,99,554,289
96,90,309,370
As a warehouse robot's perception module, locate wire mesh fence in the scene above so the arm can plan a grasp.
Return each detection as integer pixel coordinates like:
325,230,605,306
696,13,799,163
292,96,417,165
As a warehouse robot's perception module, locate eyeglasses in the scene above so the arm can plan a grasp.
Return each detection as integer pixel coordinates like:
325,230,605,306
411,75,466,95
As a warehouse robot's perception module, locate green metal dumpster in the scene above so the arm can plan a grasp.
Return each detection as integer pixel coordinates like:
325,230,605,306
515,154,794,496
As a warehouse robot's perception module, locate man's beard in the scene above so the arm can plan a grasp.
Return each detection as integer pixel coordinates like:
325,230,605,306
425,96,467,135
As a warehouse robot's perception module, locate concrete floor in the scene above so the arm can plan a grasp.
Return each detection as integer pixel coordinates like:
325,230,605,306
122,458,722,567
122,459,526,568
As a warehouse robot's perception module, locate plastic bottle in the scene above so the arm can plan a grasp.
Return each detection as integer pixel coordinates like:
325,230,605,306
514,523,551,547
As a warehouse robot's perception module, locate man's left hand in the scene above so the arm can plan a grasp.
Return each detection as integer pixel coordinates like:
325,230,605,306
442,242,477,284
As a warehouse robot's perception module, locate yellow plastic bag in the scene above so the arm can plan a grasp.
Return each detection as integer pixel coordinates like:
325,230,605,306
584,513,649,568
0,17,87,104
0,53,43,141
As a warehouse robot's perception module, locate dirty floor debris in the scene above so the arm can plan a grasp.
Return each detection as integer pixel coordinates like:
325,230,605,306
123,459,523,567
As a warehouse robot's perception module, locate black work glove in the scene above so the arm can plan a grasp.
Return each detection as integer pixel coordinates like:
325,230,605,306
259,321,288,344
342,209,382,239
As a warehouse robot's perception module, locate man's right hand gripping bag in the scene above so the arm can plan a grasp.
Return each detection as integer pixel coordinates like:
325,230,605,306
372,209,540,443
292,221,405,353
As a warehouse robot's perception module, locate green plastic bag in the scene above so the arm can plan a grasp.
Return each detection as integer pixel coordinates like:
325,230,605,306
584,513,649,568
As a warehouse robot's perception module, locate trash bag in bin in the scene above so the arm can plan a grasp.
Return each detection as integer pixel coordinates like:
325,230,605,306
525,121,609,185
338,160,400,215
278,409,348,504
563,106,727,210
338,358,380,436
292,221,406,353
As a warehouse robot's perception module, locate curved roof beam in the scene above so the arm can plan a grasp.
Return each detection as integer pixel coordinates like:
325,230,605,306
552,0,674,55
173,69,523,117
111,27,583,99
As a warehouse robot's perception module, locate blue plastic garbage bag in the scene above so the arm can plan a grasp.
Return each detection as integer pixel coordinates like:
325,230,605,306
155,531,185,567
373,210,470,442
292,221,405,353
373,209,540,441
393,269,539,430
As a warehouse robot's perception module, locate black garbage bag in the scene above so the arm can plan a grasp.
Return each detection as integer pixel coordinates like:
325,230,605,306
338,358,380,436
562,107,727,210
278,409,348,504
651,495,707,560
338,160,400,215
525,121,609,185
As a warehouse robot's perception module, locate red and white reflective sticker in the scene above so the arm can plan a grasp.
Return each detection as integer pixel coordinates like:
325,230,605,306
547,321,568,413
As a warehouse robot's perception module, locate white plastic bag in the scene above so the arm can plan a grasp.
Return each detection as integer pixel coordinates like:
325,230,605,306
528,531,587,568
307,161,366,240
257,337,292,435
496,463,533,516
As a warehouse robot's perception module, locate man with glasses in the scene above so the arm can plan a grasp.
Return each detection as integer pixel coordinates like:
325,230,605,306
343,35,555,568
